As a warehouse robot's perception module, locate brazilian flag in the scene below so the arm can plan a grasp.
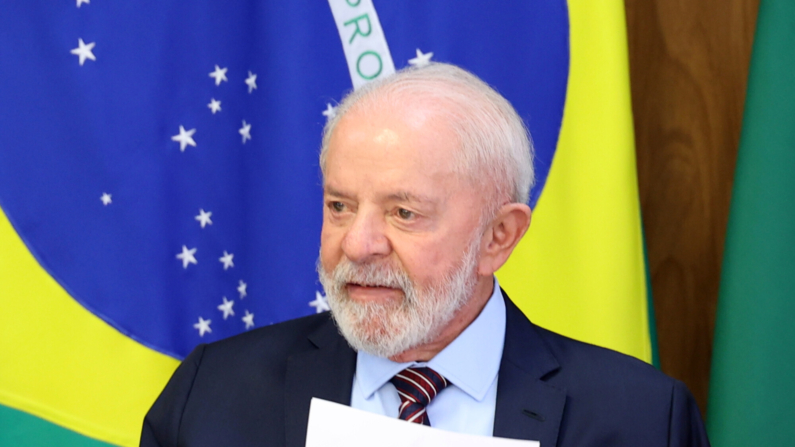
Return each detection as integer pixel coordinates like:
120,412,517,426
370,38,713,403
0,1,653,445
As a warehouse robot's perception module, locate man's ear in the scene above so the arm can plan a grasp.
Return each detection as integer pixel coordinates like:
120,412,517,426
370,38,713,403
477,203,532,275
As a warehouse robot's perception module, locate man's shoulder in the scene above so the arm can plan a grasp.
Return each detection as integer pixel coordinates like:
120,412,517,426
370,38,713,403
502,293,673,394
142,312,354,447
504,309,708,446
533,323,676,393
189,311,341,371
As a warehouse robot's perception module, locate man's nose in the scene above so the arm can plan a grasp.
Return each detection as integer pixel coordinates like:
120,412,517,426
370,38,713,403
341,208,391,263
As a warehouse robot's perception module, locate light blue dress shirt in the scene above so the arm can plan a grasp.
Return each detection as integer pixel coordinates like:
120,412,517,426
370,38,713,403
349,277,506,436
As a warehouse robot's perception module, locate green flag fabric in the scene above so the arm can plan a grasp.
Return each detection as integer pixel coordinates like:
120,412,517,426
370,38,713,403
707,1,795,445
0,405,111,447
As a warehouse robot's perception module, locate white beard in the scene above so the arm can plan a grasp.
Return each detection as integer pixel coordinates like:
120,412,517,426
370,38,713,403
318,236,480,359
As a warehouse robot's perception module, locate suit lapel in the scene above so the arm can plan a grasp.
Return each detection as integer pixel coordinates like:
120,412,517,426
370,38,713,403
282,293,565,446
284,317,357,447
493,292,566,446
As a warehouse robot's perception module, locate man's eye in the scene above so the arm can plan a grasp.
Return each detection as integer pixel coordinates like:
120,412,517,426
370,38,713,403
330,201,345,212
397,208,414,220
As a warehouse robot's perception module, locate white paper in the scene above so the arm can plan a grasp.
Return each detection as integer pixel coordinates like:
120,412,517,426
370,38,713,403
305,398,540,447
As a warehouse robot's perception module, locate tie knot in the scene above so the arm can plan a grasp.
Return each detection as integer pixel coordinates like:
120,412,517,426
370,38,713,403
390,367,450,425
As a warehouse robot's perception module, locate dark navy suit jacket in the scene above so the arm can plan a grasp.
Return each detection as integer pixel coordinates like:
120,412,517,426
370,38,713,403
141,292,710,446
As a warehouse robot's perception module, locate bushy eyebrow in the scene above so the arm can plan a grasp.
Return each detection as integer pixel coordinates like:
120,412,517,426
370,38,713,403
323,185,352,199
324,184,437,205
387,191,436,204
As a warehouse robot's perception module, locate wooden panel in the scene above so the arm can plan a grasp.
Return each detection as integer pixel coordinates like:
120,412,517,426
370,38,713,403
624,0,759,414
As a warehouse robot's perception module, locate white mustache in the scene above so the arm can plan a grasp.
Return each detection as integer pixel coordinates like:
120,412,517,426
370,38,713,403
331,260,413,293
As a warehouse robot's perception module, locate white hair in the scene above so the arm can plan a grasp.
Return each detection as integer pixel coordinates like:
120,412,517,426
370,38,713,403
319,62,535,207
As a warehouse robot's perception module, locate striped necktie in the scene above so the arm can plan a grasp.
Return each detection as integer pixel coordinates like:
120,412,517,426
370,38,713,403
389,367,450,426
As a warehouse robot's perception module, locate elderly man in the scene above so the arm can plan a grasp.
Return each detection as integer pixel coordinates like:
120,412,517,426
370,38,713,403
141,63,710,447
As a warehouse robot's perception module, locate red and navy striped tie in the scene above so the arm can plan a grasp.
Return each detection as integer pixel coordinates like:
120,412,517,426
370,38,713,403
390,367,450,426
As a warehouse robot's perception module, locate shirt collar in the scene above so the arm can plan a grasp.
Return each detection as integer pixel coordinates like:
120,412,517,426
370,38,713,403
355,277,506,402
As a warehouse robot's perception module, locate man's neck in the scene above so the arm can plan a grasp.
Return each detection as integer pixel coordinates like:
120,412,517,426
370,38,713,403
388,275,495,363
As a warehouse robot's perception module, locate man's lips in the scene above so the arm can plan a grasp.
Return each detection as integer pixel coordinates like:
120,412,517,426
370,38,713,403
347,282,396,289
346,283,403,302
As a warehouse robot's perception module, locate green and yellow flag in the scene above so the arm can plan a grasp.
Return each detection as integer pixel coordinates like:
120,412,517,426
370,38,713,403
0,1,653,446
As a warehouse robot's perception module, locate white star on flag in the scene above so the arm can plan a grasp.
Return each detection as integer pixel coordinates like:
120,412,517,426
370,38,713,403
71,38,96,66
171,126,196,152
176,245,198,269
76,0,90,8
408,48,434,68
245,71,257,93
219,251,234,270
171,125,197,152
209,65,228,86
217,297,235,320
242,310,255,330
195,209,213,228
100,192,112,206
207,98,222,114
237,280,247,299
193,317,212,337
322,103,337,120
239,120,251,144
309,291,330,313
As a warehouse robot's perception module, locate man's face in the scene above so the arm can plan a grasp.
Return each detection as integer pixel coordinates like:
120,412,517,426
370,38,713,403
319,103,487,358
